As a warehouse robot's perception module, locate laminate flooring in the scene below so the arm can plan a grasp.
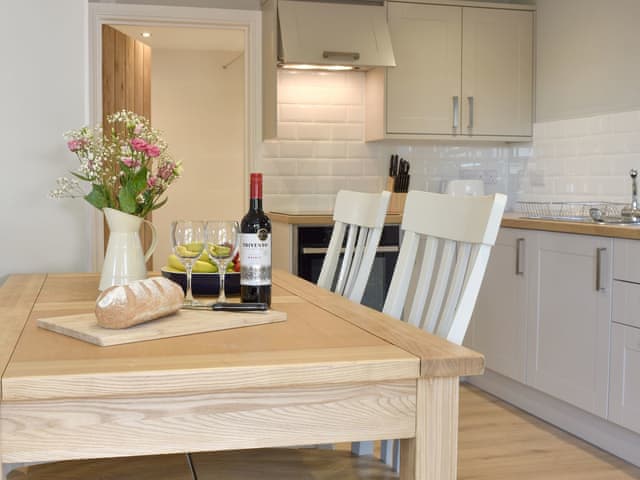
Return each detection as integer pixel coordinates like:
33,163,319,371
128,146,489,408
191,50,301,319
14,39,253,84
8,384,640,480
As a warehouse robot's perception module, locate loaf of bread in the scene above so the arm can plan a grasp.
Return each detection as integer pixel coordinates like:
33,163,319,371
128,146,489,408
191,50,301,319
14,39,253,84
95,277,184,329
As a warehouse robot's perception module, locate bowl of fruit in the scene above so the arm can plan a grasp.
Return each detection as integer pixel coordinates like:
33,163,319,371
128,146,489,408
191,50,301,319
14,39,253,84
161,245,241,296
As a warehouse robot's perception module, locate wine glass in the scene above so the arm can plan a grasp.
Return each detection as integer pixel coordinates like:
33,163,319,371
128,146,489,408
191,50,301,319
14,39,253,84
205,220,240,303
171,220,206,306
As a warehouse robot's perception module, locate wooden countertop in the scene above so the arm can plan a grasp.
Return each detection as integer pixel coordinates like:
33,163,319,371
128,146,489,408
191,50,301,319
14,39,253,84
501,213,640,240
271,210,640,239
270,211,403,225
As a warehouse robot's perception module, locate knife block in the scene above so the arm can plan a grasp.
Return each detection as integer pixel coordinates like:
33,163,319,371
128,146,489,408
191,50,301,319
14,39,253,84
385,177,407,214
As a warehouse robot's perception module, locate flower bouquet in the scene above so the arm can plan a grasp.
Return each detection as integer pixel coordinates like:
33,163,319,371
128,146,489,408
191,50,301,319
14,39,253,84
50,110,182,217
51,110,182,289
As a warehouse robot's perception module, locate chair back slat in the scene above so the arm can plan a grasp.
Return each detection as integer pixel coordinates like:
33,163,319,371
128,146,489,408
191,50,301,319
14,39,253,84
422,239,456,334
317,221,346,291
382,230,420,319
334,224,358,295
344,226,368,296
435,241,472,338
318,190,391,304
405,236,439,328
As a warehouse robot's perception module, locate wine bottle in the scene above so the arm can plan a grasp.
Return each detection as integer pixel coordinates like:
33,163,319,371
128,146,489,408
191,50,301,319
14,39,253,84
240,173,272,306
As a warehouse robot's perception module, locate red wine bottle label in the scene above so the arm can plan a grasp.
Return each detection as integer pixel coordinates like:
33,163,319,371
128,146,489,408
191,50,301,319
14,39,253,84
239,231,271,286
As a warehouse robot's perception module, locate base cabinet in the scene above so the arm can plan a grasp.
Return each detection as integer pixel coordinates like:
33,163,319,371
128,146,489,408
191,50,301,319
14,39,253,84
526,232,612,418
472,229,612,418
609,323,640,435
468,228,533,382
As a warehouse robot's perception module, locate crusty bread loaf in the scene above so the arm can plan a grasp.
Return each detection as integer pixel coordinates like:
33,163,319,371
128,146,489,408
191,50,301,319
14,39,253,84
95,277,184,329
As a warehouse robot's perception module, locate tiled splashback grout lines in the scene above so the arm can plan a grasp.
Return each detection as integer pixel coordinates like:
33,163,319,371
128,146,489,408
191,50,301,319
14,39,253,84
260,70,528,212
523,110,640,204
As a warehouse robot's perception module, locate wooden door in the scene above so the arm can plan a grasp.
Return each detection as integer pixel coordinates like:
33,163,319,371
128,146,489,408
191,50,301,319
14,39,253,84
385,3,461,135
461,8,533,137
102,25,153,267
468,228,532,383
526,232,612,418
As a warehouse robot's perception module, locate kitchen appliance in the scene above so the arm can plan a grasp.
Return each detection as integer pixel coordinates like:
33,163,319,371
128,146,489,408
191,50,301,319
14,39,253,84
295,224,400,311
274,0,396,70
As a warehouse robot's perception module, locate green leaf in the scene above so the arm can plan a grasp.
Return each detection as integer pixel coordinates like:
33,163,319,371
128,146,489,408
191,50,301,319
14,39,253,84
118,186,138,214
85,185,109,210
131,167,148,193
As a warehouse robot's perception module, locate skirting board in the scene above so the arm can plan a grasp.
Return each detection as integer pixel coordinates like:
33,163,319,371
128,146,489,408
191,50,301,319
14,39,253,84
465,370,640,468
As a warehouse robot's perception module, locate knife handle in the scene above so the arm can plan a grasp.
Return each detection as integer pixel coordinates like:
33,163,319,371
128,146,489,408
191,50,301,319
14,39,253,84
212,302,268,312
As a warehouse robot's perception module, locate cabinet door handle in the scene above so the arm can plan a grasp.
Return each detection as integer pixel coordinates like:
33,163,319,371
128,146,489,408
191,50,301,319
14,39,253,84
596,247,607,291
467,96,474,130
515,238,525,275
322,50,360,61
452,96,459,130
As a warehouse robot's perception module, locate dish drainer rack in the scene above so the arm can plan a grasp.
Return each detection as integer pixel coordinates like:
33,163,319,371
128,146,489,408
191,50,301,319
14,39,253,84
516,201,626,220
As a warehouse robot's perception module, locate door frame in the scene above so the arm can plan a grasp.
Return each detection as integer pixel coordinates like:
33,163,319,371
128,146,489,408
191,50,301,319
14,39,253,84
88,3,260,271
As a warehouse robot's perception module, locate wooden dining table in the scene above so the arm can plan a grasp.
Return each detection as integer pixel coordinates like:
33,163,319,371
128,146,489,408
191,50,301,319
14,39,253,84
0,270,484,480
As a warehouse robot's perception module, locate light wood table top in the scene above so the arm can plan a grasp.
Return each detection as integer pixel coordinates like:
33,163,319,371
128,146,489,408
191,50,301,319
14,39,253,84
0,271,483,479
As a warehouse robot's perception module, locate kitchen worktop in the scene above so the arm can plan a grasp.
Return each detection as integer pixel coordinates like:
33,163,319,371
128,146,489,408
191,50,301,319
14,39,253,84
269,210,403,225
501,213,640,240
271,211,640,239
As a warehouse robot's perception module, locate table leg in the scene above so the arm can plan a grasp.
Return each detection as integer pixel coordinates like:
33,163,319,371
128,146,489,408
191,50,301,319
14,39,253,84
400,377,459,480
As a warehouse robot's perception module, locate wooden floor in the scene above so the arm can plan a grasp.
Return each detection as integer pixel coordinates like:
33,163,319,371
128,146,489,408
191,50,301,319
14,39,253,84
8,384,640,479
456,384,638,479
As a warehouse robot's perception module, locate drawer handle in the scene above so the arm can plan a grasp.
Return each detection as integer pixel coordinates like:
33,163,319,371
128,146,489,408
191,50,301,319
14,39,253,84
596,247,606,291
515,238,525,275
467,96,474,130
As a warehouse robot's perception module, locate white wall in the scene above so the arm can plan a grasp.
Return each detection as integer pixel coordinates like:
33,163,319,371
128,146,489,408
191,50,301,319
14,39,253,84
261,70,527,213
521,0,640,203
152,49,245,267
536,0,640,122
0,0,91,285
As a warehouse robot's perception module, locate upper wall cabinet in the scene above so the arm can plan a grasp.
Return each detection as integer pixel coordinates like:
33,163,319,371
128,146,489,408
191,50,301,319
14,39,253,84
365,1,534,142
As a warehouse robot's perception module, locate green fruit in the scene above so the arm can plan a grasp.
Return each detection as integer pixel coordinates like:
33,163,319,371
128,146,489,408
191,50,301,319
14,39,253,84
185,242,204,253
168,254,186,271
167,254,218,273
193,260,217,273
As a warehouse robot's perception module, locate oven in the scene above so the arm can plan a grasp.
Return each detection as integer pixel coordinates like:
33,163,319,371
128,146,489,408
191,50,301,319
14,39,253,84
294,224,400,311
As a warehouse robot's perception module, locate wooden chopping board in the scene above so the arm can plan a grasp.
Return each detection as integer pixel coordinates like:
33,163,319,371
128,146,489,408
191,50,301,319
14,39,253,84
37,309,287,347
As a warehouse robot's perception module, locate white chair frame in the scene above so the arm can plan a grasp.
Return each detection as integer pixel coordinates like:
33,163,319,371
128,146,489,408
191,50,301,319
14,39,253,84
317,190,391,304
353,190,507,467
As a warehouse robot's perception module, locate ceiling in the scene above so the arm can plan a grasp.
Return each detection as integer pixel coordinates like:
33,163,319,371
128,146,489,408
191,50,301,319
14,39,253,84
113,25,245,52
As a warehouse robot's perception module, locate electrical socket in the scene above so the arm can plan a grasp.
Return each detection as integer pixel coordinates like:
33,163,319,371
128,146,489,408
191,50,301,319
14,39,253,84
483,169,499,185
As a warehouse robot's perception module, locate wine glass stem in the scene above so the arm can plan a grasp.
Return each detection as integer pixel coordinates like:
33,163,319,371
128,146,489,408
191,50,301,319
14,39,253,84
218,262,227,303
185,263,195,305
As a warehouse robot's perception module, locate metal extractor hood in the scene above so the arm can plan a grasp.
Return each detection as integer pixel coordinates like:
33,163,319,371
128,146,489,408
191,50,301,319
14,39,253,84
277,0,396,70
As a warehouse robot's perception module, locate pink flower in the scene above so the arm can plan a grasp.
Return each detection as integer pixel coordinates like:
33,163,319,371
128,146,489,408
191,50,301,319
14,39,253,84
67,139,84,152
145,144,161,157
121,157,140,168
134,124,143,135
158,162,175,180
147,176,160,188
130,137,147,152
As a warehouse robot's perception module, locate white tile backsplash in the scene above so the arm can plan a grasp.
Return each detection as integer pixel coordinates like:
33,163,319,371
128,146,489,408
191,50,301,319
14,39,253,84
262,69,528,212
521,109,640,203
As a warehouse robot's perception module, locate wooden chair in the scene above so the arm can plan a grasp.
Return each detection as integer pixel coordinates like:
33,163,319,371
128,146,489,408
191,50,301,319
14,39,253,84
371,190,507,470
317,190,391,304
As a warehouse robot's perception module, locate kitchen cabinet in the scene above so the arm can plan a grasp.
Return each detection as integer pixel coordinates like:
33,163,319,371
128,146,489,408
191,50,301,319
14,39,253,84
365,1,534,141
526,232,612,418
471,228,612,418
609,238,640,434
467,228,533,382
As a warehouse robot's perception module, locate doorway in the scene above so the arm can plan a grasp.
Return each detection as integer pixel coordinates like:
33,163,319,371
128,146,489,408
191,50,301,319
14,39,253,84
89,4,260,272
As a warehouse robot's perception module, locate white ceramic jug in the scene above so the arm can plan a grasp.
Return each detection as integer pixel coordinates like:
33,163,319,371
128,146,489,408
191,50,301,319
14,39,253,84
99,208,158,291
